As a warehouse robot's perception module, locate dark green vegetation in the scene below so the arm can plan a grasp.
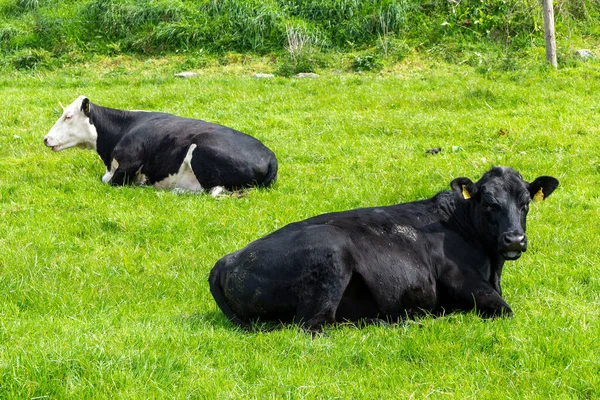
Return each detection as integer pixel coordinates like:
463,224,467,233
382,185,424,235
1,0,599,73
0,58,599,397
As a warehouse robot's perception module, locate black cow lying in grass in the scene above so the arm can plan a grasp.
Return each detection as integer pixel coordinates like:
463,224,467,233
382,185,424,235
44,96,278,196
209,167,559,330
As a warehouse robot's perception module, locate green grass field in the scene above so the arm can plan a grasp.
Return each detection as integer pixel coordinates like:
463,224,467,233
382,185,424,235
1,57,599,398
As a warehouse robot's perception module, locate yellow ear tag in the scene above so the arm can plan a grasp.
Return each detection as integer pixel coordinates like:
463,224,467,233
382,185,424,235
462,185,471,200
533,187,544,202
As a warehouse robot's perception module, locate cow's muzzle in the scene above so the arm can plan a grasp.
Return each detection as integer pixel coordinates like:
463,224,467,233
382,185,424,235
500,232,527,260
43,136,60,152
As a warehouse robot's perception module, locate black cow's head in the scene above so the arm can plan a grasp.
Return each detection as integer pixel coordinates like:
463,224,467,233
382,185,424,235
451,167,559,260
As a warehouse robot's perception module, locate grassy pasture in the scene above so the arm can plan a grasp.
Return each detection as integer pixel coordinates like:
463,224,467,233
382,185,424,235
0,58,599,398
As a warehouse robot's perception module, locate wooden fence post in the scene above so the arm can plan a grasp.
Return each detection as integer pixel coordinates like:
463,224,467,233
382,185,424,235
543,0,557,67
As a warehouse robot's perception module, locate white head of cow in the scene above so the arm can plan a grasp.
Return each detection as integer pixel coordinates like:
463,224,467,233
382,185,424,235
44,96,98,152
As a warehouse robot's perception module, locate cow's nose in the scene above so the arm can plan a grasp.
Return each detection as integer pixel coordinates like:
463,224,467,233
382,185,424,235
503,233,526,249
43,137,49,145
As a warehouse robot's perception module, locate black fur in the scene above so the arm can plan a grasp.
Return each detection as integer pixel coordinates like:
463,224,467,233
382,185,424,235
87,100,278,190
209,167,559,331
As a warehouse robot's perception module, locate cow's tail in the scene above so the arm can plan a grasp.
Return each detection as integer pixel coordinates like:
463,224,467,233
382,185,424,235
260,155,278,188
208,265,252,331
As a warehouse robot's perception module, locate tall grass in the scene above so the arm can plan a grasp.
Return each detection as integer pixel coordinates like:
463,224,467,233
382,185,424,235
0,0,598,68
277,24,321,74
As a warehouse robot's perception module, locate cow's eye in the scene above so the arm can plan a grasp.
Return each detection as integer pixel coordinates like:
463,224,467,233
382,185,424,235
520,204,529,213
64,114,73,120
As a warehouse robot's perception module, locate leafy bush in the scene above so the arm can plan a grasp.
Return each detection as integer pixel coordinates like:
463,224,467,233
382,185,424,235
278,0,415,48
206,0,285,51
350,54,382,72
8,47,53,69
0,26,19,47
81,0,185,52
275,24,321,75
16,0,42,10
0,0,598,67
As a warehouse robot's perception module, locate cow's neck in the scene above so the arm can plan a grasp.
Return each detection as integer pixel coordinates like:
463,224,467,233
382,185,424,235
447,198,490,247
442,194,506,290
89,104,139,167
433,192,477,235
462,200,506,291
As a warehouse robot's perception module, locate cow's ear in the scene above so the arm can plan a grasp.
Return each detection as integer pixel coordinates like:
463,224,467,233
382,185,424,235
81,97,91,117
451,177,474,200
528,176,559,202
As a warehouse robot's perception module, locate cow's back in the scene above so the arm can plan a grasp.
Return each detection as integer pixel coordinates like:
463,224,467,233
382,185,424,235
118,113,278,190
210,202,448,325
188,123,277,189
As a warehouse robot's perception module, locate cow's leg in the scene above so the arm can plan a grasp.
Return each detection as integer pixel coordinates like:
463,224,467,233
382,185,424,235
295,258,353,332
109,160,143,186
296,302,339,332
455,282,513,318
101,158,119,184
491,270,503,296
471,289,513,318
335,271,382,323
441,271,513,318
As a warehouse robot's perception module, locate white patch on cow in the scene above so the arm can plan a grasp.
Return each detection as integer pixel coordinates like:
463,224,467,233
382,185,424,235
44,96,98,152
101,158,119,184
392,225,418,242
153,144,203,192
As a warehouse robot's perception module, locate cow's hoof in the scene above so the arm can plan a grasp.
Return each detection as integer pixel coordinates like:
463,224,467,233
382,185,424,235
210,186,232,198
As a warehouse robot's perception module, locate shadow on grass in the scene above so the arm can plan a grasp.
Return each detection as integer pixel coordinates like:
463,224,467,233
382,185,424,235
179,310,304,334
180,310,234,331
180,310,430,336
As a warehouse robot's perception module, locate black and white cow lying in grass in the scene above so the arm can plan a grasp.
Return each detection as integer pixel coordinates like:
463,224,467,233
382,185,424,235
209,167,559,331
44,96,278,195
